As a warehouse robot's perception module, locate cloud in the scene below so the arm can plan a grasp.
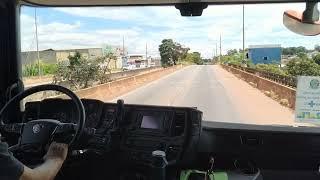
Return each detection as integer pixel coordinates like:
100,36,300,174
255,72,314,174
20,14,143,52
21,4,320,58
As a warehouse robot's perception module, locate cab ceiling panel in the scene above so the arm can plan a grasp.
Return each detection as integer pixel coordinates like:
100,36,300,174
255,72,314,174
21,0,307,6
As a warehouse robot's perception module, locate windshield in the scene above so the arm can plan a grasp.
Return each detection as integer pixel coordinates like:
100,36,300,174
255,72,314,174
20,4,320,127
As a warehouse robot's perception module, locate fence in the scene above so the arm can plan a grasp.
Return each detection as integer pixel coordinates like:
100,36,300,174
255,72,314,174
227,64,297,88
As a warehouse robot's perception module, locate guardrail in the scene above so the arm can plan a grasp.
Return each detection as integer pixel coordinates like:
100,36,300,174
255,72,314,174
227,64,297,88
24,65,183,102
106,66,160,81
221,64,297,109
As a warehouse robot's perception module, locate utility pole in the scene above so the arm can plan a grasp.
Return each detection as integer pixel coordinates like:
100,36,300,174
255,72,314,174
122,36,125,55
215,43,218,60
145,42,148,67
35,8,40,77
212,48,215,59
219,34,222,61
242,4,245,63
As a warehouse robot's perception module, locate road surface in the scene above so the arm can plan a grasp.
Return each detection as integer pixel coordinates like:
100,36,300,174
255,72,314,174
112,65,295,126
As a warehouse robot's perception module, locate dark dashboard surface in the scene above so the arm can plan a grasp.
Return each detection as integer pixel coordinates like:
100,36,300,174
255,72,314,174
23,98,202,167
21,98,320,180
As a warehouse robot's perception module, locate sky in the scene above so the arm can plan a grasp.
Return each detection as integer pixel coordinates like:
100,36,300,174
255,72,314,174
20,4,320,58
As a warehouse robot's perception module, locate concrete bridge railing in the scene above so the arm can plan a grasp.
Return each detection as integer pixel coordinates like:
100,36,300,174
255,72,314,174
221,64,296,109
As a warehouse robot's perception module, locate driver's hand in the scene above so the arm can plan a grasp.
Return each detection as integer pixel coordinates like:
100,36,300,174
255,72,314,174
43,142,68,163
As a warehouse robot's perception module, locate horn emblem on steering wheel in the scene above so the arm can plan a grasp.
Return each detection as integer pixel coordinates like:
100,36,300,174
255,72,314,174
32,124,41,134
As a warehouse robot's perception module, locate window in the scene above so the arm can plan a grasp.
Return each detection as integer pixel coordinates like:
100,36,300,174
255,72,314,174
20,4,320,127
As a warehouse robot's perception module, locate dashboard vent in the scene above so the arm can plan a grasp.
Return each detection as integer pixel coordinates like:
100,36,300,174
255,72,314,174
173,112,186,136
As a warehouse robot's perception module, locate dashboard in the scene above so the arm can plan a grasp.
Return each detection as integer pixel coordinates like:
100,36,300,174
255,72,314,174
20,98,320,180
23,98,203,167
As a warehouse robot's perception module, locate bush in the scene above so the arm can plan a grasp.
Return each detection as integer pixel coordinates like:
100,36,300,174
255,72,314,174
312,53,320,65
53,51,115,89
53,53,100,89
256,64,285,75
22,62,57,77
42,63,57,75
22,64,39,77
285,58,320,76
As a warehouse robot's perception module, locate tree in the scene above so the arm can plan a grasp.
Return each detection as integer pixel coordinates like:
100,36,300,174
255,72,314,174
159,39,176,67
53,52,100,89
297,52,308,60
285,58,320,76
315,45,320,52
97,52,117,84
227,49,238,56
184,52,203,65
68,51,82,67
313,53,320,65
282,46,308,55
192,52,203,65
174,43,189,62
159,39,192,66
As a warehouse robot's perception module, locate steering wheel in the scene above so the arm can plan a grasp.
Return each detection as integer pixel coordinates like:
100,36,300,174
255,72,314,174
0,84,85,153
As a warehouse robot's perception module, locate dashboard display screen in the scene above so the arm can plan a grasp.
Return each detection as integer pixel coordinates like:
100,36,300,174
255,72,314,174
141,115,163,129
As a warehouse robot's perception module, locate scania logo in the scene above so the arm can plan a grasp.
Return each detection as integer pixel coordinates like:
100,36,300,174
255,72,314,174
32,124,41,134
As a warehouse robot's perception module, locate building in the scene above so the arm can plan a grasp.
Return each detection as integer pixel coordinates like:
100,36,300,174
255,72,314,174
21,48,103,65
150,57,161,67
248,44,281,64
127,54,146,68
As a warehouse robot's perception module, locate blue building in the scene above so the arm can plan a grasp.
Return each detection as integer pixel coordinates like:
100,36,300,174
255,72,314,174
248,44,281,64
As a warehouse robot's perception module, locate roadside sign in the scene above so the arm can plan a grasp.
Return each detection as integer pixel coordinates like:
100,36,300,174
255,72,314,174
295,76,320,124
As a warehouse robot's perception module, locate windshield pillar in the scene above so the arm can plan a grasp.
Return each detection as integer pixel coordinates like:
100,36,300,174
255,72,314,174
0,0,22,108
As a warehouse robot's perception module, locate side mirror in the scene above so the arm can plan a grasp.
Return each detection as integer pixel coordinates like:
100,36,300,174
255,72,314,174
283,2,320,36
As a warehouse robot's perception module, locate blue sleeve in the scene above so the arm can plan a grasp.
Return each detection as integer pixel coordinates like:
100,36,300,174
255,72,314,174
0,141,24,180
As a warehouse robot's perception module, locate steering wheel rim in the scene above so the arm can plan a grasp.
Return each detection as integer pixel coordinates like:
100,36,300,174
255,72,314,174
0,84,86,146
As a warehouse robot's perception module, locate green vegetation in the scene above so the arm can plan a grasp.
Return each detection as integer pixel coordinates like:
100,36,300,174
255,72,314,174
22,62,57,77
255,64,285,75
53,51,116,89
312,53,320,65
184,52,203,65
220,51,246,66
222,47,320,77
281,46,308,55
285,58,320,76
158,39,204,67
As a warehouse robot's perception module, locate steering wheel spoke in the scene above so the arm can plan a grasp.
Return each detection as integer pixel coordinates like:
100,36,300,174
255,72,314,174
50,123,78,144
55,123,77,134
0,84,85,156
8,144,19,152
0,123,24,134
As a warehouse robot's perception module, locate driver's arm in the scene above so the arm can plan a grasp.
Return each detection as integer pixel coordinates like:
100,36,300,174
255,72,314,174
19,142,68,180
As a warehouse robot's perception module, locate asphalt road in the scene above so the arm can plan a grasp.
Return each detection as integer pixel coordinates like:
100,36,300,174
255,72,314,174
114,65,295,125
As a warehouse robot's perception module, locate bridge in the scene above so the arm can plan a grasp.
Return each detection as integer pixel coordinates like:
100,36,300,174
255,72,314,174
24,65,296,126
111,65,294,126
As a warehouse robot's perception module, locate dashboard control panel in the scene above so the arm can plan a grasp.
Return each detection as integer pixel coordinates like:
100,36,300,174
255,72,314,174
23,98,202,165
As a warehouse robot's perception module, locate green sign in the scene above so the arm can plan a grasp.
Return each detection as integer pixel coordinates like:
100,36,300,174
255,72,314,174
295,76,320,124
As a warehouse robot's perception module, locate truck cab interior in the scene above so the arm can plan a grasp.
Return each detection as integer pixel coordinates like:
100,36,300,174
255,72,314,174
1,0,320,180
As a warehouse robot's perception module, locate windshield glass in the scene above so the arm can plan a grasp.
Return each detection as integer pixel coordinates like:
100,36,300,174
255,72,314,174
20,4,320,127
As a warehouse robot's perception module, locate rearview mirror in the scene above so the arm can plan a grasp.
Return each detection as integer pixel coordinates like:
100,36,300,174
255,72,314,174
283,2,320,36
